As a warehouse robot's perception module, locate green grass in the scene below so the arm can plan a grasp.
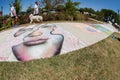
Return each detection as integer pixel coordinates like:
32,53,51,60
0,33,120,80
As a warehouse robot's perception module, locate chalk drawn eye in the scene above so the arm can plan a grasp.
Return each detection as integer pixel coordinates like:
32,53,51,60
14,28,32,37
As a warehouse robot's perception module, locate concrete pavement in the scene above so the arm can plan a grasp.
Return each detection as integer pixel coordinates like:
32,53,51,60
0,22,116,61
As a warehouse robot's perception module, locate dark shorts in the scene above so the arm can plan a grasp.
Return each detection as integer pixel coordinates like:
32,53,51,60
11,16,16,18
11,16,16,21
34,14,39,16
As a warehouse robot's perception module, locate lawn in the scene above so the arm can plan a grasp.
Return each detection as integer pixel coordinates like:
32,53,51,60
0,33,120,80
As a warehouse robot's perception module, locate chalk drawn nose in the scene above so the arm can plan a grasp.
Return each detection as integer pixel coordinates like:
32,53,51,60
29,30,43,37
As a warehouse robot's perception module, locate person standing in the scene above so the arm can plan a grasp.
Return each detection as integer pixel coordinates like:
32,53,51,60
34,1,39,16
11,3,17,27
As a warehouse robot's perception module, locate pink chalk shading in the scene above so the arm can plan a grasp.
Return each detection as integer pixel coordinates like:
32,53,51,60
53,26,86,54
75,23,101,34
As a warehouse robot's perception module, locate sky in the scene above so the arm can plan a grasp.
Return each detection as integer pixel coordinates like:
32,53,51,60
0,0,120,15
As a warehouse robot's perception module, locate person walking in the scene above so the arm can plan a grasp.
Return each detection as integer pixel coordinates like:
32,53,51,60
34,1,39,16
11,3,17,27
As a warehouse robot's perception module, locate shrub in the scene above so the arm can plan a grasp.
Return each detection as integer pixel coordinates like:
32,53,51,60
42,12,74,21
2,19,12,29
64,13,73,21
56,12,65,20
73,12,88,21
42,14,48,21
0,18,12,31
0,11,89,31
17,14,30,24
47,13,56,21
43,13,56,21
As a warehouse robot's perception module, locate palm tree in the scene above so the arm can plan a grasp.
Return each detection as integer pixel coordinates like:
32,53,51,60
40,0,64,11
64,0,80,16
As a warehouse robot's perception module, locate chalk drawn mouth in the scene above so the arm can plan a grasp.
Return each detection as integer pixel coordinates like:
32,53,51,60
24,38,49,46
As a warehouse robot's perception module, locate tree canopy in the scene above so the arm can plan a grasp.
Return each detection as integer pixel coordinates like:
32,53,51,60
9,0,22,14
79,8,95,14
64,0,80,16
100,9,119,24
40,0,64,10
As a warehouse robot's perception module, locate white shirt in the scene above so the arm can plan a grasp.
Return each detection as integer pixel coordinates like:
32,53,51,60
11,6,16,17
34,4,39,15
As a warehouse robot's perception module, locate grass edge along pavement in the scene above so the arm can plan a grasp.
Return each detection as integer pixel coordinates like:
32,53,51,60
0,32,120,80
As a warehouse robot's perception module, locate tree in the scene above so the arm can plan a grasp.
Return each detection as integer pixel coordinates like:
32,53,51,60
64,0,80,16
100,9,119,24
79,8,95,14
95,10,104,21
26,5,34,14
14,0,22,14
79,8,84,13
55,4,65,12
9,0,22,14
40,0,64,10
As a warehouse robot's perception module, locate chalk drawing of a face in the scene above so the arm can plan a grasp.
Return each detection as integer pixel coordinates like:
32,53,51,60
12,25,64,61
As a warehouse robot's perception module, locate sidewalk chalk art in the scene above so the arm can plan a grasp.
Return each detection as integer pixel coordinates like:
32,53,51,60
92,24,113,35
0,24,86,62
75,23,101,34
